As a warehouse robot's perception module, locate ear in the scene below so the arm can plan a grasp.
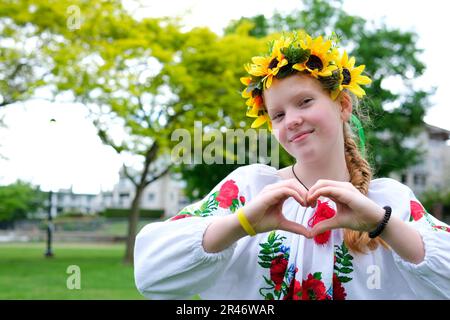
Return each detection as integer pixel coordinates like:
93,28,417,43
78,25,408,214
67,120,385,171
338,91,353,122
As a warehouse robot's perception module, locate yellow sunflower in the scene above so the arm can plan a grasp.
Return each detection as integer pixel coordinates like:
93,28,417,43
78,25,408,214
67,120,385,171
250,109,272,131
246,37,291,89
240,76,253,100
292,35,338,78
244,95,271,131
331,51,372,99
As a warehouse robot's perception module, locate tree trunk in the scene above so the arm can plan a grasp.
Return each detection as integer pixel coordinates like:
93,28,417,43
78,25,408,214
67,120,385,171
123,185,145,265
432,202,444,221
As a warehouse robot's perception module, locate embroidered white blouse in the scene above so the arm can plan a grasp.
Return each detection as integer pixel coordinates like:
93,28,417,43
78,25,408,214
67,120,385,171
134,163,450,300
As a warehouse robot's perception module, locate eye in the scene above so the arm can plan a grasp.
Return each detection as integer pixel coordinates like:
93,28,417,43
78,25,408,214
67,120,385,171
299,98,313,107
272,112,284,120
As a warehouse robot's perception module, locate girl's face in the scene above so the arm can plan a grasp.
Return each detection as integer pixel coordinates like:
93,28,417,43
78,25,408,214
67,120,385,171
264,74,351,163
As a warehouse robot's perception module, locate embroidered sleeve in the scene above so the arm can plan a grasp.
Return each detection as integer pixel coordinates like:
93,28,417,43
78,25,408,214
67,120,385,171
134,165,250,299
390,183,450,299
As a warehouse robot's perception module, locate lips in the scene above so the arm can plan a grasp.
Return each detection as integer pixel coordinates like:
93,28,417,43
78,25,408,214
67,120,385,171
289,129,314,142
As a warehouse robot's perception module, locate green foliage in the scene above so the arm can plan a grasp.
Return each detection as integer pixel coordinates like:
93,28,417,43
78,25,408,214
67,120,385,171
419,189,450,217
0,181,45,223
99,208,164,219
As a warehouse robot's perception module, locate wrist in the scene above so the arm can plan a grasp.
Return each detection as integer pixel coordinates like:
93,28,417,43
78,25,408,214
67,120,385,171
365,206,386,232
368,206,392,238
202,214,247,253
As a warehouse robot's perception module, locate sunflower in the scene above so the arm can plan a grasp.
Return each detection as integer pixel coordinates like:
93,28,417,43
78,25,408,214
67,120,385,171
331,51,372,99
292,35,338,78
244,94,272,131
249,108,272,131
246,37,291,89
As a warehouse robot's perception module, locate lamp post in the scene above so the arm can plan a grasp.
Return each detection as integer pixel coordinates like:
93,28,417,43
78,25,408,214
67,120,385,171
44,118,57,258
45,189,54,257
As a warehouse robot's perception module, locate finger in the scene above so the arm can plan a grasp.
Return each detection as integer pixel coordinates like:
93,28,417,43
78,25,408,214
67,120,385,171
266,179,309,199
308,179,353,199
307,186,353,207
272,187,306,207
309,216,340,237
279,219,312,238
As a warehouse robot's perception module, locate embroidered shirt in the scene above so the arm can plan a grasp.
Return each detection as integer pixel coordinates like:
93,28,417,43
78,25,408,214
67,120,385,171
134,163,450,300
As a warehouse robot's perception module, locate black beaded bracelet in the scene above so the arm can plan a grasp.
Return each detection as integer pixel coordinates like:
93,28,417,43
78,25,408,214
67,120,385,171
368,206,392,238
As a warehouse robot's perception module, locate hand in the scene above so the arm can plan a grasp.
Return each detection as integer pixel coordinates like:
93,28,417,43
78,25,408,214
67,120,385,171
305,179,385,237
242,178,312,238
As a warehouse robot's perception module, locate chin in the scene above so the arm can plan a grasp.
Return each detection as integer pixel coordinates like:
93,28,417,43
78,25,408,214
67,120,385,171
290,148,317,163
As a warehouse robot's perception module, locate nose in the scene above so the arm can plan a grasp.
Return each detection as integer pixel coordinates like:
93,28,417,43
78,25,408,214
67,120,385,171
286,109,303,131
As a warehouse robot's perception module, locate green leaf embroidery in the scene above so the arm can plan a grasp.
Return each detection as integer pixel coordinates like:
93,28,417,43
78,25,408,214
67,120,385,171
263,275,274,286
265,293,275,300
335,251,344,259
338,276,352,283
260,248,274,255
258,262,272,268
340,259,353,267
313,272,322,280
268,231,276,244
341,244,348,255
259,243,272,250
258,255,274,262
338,267,353,274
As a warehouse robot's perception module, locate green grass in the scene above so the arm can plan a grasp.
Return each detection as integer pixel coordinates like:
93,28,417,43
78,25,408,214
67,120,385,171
0,242,145,300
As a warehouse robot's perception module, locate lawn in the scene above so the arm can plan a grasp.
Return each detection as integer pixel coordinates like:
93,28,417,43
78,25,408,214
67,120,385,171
0,242,145,300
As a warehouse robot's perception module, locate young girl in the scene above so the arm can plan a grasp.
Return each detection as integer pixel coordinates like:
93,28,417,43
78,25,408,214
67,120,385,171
134,32,450,300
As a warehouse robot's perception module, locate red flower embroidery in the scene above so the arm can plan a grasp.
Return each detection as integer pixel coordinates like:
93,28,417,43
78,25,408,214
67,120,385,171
432,225,450,232
270,255,288,291
308,200,336,245
410,200,425,221
302,273,327,300
284,277,302,300
332,273,347,300
239,196,246,204
170,214,192,221
216,180,239,208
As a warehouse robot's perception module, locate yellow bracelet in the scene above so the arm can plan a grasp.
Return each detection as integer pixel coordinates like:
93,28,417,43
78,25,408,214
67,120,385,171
237,208,256,236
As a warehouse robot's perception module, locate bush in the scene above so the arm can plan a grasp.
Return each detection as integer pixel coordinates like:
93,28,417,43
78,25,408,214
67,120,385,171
58,210,86,218
98,208,164,219
419,189,450,217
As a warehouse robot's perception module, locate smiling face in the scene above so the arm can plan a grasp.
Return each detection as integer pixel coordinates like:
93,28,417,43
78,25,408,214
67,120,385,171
264,73,352,164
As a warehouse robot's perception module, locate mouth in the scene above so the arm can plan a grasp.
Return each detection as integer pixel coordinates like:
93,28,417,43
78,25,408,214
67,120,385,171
290,129,315,143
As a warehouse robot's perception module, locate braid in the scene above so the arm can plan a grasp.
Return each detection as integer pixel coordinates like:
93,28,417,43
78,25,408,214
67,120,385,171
343,123,389,253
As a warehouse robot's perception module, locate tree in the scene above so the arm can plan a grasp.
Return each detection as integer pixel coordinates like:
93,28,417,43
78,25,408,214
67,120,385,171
2,0,269,264
0,181,45,228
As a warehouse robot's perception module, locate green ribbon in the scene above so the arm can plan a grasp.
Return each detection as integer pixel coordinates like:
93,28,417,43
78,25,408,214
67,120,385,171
350,114,366,158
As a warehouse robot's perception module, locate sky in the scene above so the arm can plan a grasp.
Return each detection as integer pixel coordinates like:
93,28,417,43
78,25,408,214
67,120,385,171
0,0,449,194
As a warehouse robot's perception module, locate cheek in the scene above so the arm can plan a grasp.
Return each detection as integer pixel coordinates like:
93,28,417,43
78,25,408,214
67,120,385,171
309,109,340,138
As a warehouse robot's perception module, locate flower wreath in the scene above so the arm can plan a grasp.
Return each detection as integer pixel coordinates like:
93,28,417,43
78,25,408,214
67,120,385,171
240,31,372,136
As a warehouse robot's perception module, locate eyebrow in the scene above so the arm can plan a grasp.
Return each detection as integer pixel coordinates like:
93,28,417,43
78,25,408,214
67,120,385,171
267,88,313,114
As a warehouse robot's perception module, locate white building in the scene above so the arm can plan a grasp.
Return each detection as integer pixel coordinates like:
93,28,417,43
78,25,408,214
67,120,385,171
97,168,190,217
389,124,450,196
42,168,189,218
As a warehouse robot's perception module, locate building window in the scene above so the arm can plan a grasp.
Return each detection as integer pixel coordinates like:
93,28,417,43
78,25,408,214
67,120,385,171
413,174,419,185
414,174,427,187
401,174,407,184
148,193,155,202
421,175,427,186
